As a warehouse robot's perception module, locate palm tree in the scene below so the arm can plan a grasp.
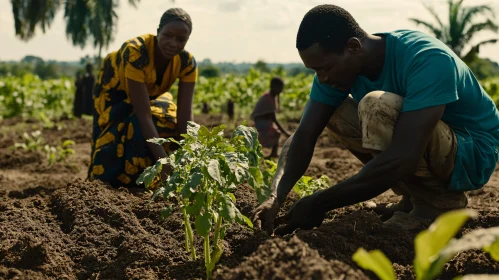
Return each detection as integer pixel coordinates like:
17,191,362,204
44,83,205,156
11,0,61,41
409,0,498,61
11,0,141,60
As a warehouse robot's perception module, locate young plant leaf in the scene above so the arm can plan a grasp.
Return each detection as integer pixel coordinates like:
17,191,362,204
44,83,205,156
198,125,210,140
232,125,259,151
207,159,222,185
352,248,396,280
160,206,174,220
195,211,212,237
62,140,76,148
483,237,499,261
182,172,203,198
220,194,236,222
211,125,226,137
187,121,200,136
235,211,253,229
147,137,170,145
430,226,499,274
136,161,161,188
186,192,205,216
249,166,264,185
414,209,478,280
227,193,236,202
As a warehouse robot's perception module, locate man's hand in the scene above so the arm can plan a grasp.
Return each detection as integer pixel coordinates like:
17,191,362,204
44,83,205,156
251,195,280,234
274,192,326,236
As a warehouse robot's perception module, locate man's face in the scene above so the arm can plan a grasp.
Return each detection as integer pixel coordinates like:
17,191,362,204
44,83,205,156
299,42,360,92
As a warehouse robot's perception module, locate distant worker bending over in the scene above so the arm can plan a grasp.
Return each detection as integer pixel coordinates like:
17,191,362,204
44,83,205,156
251,77,291,158
252,4,499,234
88,8,197,187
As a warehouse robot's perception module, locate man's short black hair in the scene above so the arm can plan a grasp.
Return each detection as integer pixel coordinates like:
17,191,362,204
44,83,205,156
270,77,284,87
296,4,367,52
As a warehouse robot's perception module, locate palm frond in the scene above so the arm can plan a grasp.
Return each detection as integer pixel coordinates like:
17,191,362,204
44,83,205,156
409,18,444,40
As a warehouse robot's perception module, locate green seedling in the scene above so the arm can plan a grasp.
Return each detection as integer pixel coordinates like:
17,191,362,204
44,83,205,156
353,209,499,280
137,121,265,279
261,159,331,201
44,140,76,166
11,130,44,151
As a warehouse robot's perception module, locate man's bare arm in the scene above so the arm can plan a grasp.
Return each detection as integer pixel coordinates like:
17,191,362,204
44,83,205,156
271,100,336,205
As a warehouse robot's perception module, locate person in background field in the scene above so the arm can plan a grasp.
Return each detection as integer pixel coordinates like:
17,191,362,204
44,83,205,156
81,63,95,116
88,7,197,188
73,72,83,118
227,99,235,121
251,77,291,158
252,4,499,235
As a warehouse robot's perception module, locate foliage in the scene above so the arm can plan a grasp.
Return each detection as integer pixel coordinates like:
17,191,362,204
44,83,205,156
169,68,313,118
11,130,44,151
260,159,331,201
0,74,74,119
469,58,499,80
409,0,498,59
44,140,76,166
10,130,76,166
352,249,396,280
482,77,499,105
10,0,143,58
352,209,499,280
294,174,331,198
137,122,265,279
199,64,221,78
254,60,270,73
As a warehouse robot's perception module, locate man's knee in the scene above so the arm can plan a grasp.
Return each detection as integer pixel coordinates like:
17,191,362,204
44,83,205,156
327,97,360,138
358,91,403,120
358,91,403,151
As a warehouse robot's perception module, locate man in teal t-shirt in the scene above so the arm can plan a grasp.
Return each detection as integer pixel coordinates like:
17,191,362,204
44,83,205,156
252,4,499,234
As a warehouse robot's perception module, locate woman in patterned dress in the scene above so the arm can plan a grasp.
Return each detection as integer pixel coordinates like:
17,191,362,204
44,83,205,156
88,8,197,187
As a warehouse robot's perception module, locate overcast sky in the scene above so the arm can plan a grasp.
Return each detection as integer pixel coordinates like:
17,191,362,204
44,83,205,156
1,0,498,63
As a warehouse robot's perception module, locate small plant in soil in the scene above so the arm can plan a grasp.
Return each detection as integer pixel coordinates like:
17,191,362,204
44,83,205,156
353,209,499,280
137,121,265,279
10,130,44,151
44,140,76,166
262,159,331,199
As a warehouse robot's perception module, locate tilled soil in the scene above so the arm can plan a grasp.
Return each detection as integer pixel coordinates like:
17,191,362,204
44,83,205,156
1,116,499,279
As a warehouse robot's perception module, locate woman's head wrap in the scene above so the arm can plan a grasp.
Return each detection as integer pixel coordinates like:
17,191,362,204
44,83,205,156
158,8,192,33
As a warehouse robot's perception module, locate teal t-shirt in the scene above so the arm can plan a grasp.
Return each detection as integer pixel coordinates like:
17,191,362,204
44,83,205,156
310,29,499,191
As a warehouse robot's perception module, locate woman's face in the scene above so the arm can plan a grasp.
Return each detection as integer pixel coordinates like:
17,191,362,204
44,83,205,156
157,20,190,59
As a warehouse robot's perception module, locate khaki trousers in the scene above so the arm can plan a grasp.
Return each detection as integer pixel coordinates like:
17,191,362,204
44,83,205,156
326,91,467,210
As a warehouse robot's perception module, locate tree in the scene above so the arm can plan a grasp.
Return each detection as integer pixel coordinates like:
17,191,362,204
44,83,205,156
34,61,58,79
199,64,220,78
254,59,270,73
21,55,44,65
10,0,141,60
467,57,499,80
409,0,498,60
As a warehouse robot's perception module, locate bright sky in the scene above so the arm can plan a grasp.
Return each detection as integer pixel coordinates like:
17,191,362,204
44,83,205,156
1,0,498,63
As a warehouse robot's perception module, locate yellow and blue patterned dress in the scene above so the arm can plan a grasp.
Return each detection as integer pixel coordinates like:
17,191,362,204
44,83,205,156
88,34,197,187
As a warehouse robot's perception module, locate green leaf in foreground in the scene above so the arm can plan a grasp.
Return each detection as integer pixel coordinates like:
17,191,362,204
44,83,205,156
414,209,478,280
352,248,396,280
484,238,499,261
